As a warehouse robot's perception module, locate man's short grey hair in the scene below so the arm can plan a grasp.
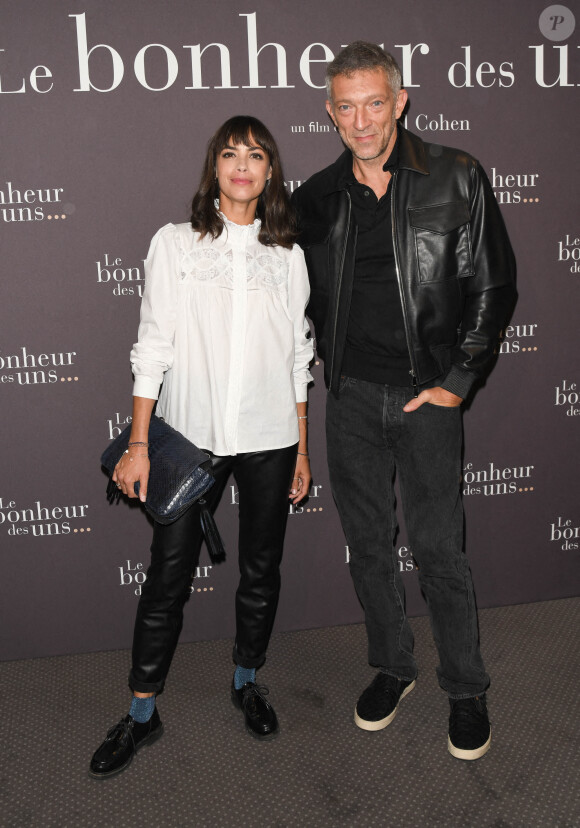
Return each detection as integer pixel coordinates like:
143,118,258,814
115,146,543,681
326,41,403,102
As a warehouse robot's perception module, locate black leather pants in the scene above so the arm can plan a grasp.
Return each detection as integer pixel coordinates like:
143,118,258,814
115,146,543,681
128,443,297,694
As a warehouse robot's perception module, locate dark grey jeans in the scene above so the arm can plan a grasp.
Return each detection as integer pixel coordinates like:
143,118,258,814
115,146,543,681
326,377,490,699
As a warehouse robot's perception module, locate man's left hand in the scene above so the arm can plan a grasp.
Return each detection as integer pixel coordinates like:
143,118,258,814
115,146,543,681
403,387,463,412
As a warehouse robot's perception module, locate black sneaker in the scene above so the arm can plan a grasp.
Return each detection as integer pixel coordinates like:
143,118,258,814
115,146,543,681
354,672,416,731
448,694,491,760
89,709,164,778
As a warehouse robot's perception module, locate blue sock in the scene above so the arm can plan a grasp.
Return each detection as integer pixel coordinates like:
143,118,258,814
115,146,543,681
129,695,156,723
234,665,256,690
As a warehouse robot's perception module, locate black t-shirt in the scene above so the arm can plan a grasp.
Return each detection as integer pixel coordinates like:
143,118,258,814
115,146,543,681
341,135,413,387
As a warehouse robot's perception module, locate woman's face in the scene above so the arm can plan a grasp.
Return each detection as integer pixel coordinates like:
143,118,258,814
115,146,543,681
216,135,272,220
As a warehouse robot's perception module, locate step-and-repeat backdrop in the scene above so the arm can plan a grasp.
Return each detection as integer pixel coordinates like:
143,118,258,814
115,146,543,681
2,1,579,661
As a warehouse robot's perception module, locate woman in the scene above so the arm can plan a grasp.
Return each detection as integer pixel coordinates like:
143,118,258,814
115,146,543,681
90,116,313,778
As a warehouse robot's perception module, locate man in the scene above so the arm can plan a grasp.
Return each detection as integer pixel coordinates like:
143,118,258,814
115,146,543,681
292,42,516,760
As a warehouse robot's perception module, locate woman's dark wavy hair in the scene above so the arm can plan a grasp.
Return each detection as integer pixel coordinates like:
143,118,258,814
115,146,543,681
190,115,297,249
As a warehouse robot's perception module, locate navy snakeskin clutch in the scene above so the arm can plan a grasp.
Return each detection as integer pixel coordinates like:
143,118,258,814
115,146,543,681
101,415,215,524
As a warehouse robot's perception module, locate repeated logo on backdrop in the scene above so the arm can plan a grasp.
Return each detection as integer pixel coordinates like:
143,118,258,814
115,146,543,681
0,496,90,538
117,558,213,596
106,412,133,441
554,379,580,417
96,253,145,298
497,323,539,355
0,181,71,224
556,233,580,274
491,168,541,207
229,482,326,517
0,346,79,386
462,460,535,497
345,545,416,574
549,514,579,552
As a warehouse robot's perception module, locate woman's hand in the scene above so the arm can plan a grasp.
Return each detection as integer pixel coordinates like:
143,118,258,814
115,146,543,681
112,447,150,503
289,452,311,504
113,396,156,502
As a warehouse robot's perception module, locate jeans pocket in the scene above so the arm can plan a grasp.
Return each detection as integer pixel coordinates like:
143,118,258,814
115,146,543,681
339,375,357,393
421,401,462,415
424,400,460,407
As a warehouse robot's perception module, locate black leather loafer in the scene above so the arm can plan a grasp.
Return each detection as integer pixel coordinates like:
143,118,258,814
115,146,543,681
231,681,279,740
89,709,163,778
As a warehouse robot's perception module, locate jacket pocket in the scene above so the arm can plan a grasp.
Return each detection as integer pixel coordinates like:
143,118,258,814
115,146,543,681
408,201,474,283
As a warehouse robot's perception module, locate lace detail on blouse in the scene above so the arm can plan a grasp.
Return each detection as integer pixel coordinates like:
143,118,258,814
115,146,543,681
179,244,287,291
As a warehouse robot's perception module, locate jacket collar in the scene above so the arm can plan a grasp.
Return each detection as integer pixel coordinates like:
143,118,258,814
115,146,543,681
320,125,429,196
398,125,429,175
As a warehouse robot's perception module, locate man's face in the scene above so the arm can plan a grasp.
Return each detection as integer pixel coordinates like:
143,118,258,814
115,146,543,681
326,68,408,164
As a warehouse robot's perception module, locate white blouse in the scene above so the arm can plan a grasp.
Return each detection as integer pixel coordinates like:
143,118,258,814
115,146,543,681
130,218,313,456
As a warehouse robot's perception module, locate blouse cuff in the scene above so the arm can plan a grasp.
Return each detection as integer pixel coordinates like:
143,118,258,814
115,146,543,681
294,378,312,404
133,375,161,400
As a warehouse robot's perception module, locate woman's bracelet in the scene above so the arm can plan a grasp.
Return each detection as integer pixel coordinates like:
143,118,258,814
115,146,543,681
298,415,307,420
297,451,309,456
128,441,149,447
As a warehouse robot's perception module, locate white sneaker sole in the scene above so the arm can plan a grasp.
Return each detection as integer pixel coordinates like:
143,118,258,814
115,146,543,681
354,679,416,731
448,728,491,760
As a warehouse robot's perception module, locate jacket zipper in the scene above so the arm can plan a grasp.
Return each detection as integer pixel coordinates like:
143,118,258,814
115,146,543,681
328,189,352,391
391,171,420,396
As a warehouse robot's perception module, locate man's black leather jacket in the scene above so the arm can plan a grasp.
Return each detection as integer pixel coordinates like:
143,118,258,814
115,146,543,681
292,126,517,399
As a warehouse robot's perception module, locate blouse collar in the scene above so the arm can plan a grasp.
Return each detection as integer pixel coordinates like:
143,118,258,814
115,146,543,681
216,201,261,237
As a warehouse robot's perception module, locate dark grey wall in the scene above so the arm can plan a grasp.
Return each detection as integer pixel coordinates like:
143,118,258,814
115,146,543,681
2,0,579,661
